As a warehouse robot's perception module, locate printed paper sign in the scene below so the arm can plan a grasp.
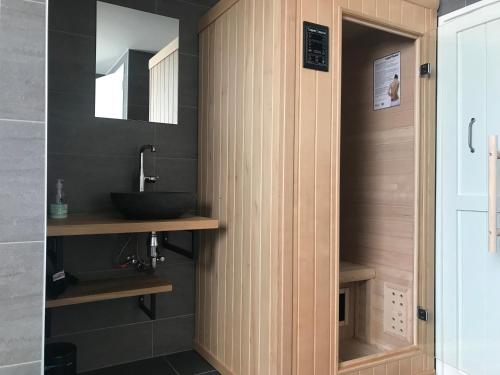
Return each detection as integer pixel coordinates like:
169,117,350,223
374,52,401,110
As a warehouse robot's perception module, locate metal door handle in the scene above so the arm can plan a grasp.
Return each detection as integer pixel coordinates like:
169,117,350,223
468,118,476,153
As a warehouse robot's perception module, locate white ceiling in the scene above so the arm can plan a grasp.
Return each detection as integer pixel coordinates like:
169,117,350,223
96,1,179,74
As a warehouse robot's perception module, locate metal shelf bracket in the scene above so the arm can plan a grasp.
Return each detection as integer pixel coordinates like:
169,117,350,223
138,294,157,320
162,231,195,260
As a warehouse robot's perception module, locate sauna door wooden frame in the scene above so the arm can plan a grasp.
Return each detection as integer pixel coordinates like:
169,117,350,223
320,8,434,374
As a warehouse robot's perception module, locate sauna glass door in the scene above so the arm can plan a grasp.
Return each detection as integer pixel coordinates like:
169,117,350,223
339,19,418,364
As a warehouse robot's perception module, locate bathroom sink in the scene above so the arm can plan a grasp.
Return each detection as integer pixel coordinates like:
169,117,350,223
110,192,196,220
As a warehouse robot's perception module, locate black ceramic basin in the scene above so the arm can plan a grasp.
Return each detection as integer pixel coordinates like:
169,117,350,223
110,192,196,220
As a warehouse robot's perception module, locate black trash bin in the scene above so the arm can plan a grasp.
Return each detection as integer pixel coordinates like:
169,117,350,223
45,343,77,375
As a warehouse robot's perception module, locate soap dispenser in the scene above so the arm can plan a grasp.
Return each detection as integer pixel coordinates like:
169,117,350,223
50,178,68,219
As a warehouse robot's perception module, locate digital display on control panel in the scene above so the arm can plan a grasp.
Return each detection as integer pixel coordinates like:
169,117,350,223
303,21,329,72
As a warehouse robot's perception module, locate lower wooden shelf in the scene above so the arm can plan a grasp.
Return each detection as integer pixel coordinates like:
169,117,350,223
46,275,172,309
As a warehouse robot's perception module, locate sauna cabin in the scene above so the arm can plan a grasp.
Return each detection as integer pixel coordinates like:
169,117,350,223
196,0,437,374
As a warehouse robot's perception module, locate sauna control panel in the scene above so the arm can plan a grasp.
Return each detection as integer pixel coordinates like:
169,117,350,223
303,22,329,72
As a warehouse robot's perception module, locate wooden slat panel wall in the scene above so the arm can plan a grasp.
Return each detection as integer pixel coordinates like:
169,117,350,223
196,0,295,374
294,0,337,373
149,49,178,124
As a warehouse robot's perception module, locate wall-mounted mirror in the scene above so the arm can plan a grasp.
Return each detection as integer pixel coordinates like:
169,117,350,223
95,2,179,124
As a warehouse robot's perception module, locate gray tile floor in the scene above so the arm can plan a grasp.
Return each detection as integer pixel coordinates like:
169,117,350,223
82,350,220,375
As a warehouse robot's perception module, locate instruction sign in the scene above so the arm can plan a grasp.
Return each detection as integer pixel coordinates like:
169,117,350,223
374,52,401,110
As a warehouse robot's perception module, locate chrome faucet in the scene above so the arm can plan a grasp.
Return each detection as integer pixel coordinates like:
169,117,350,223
139,145,159,192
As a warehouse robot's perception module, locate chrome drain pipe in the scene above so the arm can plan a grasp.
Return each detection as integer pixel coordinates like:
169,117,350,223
149,232,159,269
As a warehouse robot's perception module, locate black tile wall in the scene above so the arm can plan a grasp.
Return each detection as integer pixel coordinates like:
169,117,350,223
155,262,196,319
127,50,153,121
438,0,482,16
153,157,198,192
103,0,157,13
47,0,217,372
47,154,140,213
178,54,200,108
47,92,155,157
47,322,153,373
156,0,210,56
48,31,96,94
48,0,96,36
438,0,465,15
152,315,195,356
50,298,150,337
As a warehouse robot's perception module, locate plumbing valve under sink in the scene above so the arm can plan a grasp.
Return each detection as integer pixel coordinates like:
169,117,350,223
119,232,166,271
148,231,165,269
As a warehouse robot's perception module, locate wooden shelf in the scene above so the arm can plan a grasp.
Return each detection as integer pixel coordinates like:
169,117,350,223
46,275,172,308
47,215,219,237
339,261,376,284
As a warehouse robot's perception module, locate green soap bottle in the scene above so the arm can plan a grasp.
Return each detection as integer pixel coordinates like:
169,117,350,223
50,178,68,219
